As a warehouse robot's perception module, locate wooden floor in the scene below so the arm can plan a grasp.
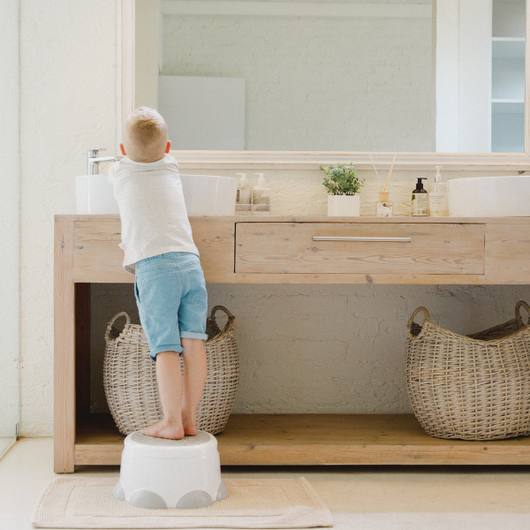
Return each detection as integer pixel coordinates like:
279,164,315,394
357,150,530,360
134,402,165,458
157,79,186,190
73,414,530,467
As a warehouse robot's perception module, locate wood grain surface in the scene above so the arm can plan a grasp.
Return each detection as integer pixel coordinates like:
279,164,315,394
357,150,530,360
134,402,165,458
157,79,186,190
236,222,485,275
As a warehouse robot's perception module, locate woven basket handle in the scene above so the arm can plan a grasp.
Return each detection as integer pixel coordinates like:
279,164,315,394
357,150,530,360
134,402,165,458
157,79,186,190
408,306,429,332
210,305,235,333
105,312,131,343
516,301,530,325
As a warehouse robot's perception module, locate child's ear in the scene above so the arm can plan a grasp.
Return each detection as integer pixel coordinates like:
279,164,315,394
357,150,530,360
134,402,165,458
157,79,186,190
119,143,127,156
165,141,171,154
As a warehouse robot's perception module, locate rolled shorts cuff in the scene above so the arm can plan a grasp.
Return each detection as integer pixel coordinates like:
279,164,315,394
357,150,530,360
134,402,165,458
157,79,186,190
150,343,184,361
180,331,209,341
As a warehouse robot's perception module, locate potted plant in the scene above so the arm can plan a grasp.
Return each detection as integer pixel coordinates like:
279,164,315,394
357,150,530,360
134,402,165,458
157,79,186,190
320,163,365,216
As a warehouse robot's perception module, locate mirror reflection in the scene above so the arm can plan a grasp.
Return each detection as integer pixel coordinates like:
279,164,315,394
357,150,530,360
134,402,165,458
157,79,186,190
135,0,526,153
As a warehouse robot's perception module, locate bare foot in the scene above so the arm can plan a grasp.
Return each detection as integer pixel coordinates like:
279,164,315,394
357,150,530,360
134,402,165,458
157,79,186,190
182,411,198,436
141,419,185,440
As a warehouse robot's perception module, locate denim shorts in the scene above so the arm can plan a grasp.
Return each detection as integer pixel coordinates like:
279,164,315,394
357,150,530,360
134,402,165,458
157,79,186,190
134,252,208,361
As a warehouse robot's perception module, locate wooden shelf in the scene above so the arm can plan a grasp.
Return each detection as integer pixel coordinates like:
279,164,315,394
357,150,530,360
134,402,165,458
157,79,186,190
74,414,530,467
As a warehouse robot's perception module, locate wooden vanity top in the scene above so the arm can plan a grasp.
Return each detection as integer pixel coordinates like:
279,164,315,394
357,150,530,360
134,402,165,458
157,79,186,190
58,214,530,285
56,214,530,224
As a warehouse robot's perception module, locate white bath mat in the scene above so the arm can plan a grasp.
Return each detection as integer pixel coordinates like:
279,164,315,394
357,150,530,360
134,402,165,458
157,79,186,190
32,476,333,528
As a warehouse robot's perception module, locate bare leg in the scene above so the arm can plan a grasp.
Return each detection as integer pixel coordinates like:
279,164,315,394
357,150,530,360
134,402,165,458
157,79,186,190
181,338,207,436
141,350,185,439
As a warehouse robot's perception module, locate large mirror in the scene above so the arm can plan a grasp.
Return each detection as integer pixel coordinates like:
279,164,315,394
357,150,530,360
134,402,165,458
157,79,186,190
131,0,528,161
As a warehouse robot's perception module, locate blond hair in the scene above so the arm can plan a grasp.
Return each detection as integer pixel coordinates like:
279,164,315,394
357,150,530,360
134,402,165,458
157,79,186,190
122,107,168,162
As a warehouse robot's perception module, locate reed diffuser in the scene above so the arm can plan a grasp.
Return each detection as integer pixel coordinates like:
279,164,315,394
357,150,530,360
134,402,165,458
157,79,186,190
371,154,396,217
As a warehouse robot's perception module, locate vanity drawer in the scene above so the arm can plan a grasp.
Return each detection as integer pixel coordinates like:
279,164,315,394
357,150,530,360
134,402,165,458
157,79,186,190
235,222,485,275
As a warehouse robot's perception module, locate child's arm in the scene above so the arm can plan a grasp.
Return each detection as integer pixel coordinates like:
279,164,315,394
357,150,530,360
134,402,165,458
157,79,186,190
107,160,120,185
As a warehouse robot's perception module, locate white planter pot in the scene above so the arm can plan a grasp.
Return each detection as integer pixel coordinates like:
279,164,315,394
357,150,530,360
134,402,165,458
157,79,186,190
327,194,360,216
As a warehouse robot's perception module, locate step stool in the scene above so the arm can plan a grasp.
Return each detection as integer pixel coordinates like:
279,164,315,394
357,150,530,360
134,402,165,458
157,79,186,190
113,430,228,509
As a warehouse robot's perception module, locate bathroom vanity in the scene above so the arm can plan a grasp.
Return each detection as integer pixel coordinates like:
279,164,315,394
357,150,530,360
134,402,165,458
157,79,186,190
55,214,530,472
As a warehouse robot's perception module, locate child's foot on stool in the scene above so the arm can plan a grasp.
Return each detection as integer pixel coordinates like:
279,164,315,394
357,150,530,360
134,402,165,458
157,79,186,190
141,419,185,440
182,411,197,436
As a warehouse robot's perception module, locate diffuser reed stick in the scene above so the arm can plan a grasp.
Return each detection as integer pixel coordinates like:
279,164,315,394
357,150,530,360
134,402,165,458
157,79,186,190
375,155,395,217
369,153,383,191
384,154,396,192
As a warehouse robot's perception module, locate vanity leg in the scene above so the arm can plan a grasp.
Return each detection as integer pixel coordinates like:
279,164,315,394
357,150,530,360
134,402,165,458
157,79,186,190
54,219,76,473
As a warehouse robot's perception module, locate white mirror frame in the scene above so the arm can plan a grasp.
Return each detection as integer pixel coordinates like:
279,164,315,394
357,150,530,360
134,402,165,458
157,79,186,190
120,0,530,171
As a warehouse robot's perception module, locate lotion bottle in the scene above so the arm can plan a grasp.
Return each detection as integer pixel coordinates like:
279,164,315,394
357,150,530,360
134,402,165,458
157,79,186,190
429,165,449,217
252,173,271,215
411,177,429,216
235,173,252,215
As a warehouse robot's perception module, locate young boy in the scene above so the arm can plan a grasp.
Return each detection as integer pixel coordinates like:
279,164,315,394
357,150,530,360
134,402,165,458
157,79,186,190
108,106,208,440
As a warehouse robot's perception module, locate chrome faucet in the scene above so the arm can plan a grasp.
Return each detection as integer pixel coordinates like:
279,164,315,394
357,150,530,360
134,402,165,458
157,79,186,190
87,148,122,175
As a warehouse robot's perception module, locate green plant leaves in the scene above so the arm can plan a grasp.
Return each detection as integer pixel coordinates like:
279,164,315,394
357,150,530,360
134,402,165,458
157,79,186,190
320,163,365,196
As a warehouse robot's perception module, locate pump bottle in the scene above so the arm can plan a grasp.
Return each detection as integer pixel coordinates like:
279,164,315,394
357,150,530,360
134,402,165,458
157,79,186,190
252,173,271,215
411,177,429,217
429,166,449,217
236,173,252,215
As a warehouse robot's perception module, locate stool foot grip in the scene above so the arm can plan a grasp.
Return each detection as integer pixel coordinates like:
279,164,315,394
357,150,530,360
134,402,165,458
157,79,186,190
112,481,126,501
175,490,212,509
216,481,228,501
130,490,168,509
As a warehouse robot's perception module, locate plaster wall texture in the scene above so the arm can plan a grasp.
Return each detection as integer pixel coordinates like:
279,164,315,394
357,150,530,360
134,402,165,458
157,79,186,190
161,12,433,151
90,281,530,416
18,0,118,436
0,0,21,437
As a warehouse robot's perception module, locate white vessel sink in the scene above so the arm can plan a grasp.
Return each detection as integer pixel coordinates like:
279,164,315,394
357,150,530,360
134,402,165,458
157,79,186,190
75,173,237,216
448,175,530,217
75,175,120,214
179,174,237,216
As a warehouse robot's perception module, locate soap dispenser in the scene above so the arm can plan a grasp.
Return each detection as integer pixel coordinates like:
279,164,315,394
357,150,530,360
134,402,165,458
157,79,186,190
411,177,429,217
252,173,271,215
235,173,252,215
429,166,449,217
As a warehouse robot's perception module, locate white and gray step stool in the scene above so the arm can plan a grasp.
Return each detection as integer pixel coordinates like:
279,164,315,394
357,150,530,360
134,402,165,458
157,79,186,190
113,430,228,509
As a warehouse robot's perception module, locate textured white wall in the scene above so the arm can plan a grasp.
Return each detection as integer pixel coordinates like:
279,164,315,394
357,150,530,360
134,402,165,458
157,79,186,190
90,282,530,416
0,0,21,438
12,0,530,435
19,0,118,436
161,10,433,151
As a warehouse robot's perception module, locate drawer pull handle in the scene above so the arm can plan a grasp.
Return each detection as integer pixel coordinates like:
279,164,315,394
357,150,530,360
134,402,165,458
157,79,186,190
312,236,412,243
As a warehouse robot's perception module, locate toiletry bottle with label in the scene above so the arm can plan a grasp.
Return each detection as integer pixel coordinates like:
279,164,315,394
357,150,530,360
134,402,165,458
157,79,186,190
376,191,393,217
252,173,271,215
429,165,449,217
235,173,252,215
411,177,429,216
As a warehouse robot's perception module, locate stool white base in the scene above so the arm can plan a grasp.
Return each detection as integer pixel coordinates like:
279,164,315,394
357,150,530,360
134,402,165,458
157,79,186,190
113,430,228,509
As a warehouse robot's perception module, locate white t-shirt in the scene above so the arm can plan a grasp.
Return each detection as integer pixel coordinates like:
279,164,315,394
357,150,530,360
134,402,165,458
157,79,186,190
108,155,199,274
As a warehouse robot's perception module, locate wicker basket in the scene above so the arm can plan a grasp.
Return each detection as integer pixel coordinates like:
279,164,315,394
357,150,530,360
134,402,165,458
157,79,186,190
406,301,530,441
103,305,239,436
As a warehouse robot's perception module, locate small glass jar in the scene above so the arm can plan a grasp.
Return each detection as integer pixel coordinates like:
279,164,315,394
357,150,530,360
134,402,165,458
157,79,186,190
376,191,393,217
